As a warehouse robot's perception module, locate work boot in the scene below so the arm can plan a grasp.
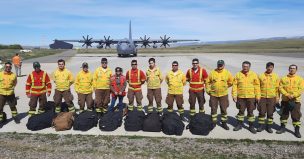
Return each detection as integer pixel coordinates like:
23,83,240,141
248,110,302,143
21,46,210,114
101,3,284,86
266,125,273,133
295,126,301,138
222,122,229,130
248,122,257,134
13,116,20,124
211,122,216,129
257,124,265,132
180,114,189,122
233,121,243,131
276,124,286,134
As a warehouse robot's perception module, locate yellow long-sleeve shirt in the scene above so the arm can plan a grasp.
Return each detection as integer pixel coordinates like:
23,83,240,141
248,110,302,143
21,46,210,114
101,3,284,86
232,70,261,99
75,70,93,94
146,67,163,89
166,70,186,95
93,67,112,89
0,71,17,95
279,74,304,102
52,68,74,91
259,72,280,99
206,68,233,97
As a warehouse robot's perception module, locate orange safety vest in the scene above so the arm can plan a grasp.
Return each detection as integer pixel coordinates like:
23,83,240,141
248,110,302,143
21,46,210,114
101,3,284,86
188,68,204,92
128,69,142,91
111,75,126,97
26,71,51,95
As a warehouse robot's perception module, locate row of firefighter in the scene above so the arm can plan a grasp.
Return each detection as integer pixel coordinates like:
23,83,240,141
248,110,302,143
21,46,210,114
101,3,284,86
0,58,303,137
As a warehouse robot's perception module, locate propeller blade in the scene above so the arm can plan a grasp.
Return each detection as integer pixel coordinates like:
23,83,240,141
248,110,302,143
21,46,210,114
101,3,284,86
160,36,163,40
82,36,86,40
167,37,171,41
82,43,85,47
167,43,170,47
147,37,150,41
87,35,89,40
160,44,163,47
140,37,143,41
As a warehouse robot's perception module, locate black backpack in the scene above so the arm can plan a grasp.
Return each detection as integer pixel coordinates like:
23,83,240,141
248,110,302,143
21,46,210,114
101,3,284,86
73,111,98,131
143,112,162,132
124,110,145,131
187,113,212,136
26,111,55,131
99,110,123,131
162,112,185,136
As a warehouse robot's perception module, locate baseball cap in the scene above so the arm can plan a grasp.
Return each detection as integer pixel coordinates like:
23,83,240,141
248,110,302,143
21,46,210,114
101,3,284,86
217,60,225,65
33,61,41,68
82,62,89,68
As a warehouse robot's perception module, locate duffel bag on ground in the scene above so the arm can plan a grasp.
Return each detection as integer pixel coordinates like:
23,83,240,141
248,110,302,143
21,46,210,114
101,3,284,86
53,112,74,131
73,111,98,131
187,113,212,135
143,112,162,132
26,111,55,131
99,110,123,131
124,110,145,131
162,112,185,136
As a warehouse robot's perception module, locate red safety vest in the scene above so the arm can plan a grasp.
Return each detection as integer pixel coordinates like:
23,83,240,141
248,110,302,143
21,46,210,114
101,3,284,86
26,70,52,95
188,67,205,92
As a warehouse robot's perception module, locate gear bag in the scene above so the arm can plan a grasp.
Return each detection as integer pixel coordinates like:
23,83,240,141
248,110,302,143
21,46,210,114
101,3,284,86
124,110,145,131
26,111,55,131
143,112,162,132
99,110,123,131
187,113,212,135
162,112,185,136
73,111,99,131
52,112,74,131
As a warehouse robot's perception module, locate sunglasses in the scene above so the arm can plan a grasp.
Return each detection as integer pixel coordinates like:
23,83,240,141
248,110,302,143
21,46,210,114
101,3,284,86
172,65,178,66
101,62,107,64
131,63,137,65
149,63,154,64
192,63,199,64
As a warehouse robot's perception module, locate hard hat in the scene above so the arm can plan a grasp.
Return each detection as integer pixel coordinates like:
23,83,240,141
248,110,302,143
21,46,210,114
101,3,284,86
81,62,89,68
275,103,282,115
33,61,41,68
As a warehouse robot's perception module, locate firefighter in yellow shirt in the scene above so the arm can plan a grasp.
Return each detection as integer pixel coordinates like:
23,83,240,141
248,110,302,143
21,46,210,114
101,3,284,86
93,58,112,115
232,61,260,134
206,60,233,130
0,62,20,125
165,61,188,122
257,62,280,133
75,62,94,113
276,64,304,138
146,58,163,113
52,59,75,113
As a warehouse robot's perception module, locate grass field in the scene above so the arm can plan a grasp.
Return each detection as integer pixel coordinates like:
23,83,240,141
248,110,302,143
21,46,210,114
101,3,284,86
0,49,66,62
76,39,304,54
0,132,303,159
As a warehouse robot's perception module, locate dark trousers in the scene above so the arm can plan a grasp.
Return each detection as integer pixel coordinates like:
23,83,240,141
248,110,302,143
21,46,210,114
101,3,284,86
166,94,184,114
280,101,301,127
236,98,256,123
0,94,18,120
210,95,229,122
108,96,124,112
77,93,94,110
257,97,276,125
29,94,47,112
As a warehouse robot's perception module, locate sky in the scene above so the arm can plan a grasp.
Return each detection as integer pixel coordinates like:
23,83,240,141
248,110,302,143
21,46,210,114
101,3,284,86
0,0,303,46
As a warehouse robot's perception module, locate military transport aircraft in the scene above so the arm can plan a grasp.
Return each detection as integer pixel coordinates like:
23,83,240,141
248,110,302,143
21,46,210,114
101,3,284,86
55,21,199,57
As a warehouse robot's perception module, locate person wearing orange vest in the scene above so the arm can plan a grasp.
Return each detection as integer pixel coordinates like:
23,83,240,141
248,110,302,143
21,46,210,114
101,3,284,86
52,59,75,113
0,62,20,125
206,60,233,130
109,67,127,112
232,61,260,134
12,53,22,77
146,58,163,113
25,62,52,116
166,61,188,122
93,58,112,115
257,62,280,133
276,64,304,138
186,58,208,116
126,60,146,111
75,62,94,113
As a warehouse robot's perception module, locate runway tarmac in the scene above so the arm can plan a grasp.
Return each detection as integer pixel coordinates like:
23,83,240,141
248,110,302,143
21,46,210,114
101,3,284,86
1,50,304,141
